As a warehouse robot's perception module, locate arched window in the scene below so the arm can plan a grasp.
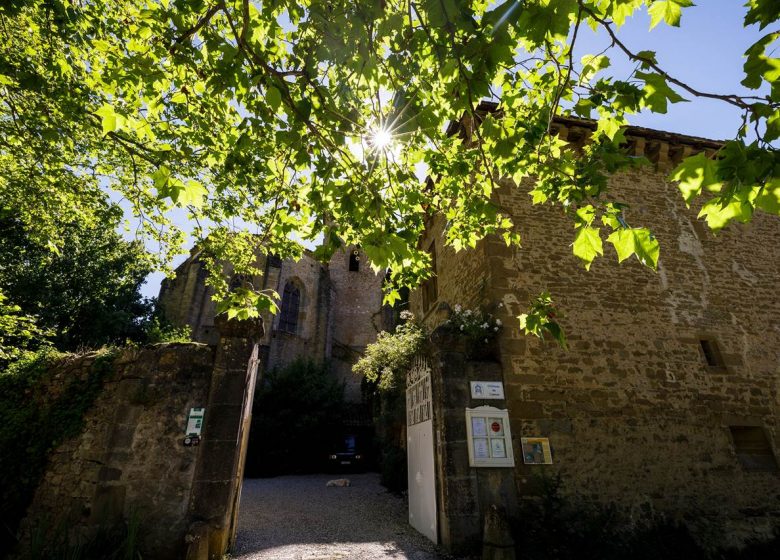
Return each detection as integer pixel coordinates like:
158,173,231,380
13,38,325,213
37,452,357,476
279,282,300,334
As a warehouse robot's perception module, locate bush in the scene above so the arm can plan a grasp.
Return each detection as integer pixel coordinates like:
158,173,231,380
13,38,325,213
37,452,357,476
143,316,192,344
244,359,345,477
511,475,780,560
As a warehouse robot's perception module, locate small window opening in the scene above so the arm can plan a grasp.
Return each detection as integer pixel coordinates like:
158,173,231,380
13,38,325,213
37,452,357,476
349,250,360,272
267,254,282,268
729,426,778,472
699,339,723,368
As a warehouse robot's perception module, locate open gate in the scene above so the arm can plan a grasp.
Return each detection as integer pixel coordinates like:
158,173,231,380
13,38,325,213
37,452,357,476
406,355,438,543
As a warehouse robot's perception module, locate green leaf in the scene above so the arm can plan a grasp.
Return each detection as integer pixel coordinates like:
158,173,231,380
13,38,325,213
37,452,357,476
267,86,282,111
607,228,635,263
572,226,603,270
608,227,660,268
648,0,694,30
698,198,754,232
596,110,623,140
754,179,780,215
670,152,721,206
178,180,208,207
95,103,124,135
744,0,780,30
636,71,686,113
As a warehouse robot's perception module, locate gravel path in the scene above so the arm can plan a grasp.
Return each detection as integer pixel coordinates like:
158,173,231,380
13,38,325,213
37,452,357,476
232,473,452,560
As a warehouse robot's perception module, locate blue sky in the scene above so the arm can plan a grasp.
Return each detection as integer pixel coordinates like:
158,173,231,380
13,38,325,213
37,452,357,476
140,0,768,299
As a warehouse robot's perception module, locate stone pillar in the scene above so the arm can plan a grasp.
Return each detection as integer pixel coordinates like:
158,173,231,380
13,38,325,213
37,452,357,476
187,316,263,560
428,330,518,557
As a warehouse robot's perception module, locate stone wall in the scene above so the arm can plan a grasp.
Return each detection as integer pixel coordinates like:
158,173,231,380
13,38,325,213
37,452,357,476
18,318,263,559
328,247,389,401
410,123,780,549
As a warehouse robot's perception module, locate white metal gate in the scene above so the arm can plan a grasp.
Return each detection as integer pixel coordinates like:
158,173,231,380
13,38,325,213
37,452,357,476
406,355,437,543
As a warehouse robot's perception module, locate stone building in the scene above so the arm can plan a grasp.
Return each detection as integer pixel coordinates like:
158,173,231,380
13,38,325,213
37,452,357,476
407,104,780,552
158,246,390,403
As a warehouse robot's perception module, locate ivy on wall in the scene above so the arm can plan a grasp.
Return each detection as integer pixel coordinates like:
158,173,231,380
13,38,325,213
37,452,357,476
0,348,116,558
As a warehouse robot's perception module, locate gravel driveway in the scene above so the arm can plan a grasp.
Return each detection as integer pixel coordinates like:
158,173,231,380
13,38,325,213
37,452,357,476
232,473,452,560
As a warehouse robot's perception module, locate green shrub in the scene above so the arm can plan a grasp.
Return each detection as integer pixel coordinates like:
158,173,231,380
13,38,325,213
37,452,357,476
143,316,192,344
0,347,115,558
511,474,780,560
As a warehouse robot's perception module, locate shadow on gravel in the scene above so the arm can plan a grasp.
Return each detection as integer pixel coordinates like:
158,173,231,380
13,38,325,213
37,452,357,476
232,473,456,560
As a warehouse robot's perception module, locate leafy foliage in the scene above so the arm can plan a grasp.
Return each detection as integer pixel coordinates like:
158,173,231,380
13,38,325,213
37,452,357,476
244,359,346,477
354,311,426,392
0,291,52,363
0,1,778,331
518,291,567,349
0,217,154,352
0,348,116,558
142,317,192,344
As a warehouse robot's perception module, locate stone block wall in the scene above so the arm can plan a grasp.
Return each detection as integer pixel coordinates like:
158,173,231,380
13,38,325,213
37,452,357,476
18,344,215,558
410,124,780,549
410,215,490,328
424,334,517,557
489,161,780,546
18,318,263,559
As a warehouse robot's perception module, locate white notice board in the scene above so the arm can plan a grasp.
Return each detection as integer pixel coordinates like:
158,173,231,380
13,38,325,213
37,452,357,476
465,406,515,467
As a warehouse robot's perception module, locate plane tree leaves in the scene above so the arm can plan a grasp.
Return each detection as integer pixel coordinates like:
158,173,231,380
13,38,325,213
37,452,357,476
647,0,695,30
0,0,778,345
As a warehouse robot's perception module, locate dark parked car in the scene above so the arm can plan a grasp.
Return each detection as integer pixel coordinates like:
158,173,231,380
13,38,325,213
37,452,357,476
327,433,366,472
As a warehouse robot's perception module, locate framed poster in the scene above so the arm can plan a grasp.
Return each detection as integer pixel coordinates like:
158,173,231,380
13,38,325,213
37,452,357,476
465,406,515,467
520,437,553,465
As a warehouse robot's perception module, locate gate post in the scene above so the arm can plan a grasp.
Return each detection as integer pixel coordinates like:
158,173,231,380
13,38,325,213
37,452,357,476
187,315,263,559
425,329,518,557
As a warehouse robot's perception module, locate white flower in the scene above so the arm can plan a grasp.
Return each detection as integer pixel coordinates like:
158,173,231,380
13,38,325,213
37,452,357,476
454,304,462,312
484,338,488,343
399,310,414,320
498,303,503,308
495,319,502,326
460,325,465,331
494,326,499,331
481,322,489,329
464,309,472,316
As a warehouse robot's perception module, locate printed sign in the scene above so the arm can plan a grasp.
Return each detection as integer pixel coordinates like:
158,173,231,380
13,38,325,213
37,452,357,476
521,437,553,465
473,438,490,459
471,417,488,437
470,381,505,400
186,407,205,436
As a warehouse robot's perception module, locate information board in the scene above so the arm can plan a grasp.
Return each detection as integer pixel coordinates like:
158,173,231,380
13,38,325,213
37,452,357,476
465,406,515,467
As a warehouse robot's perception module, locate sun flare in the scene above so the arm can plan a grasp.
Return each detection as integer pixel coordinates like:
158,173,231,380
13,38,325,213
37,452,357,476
370,127,393,150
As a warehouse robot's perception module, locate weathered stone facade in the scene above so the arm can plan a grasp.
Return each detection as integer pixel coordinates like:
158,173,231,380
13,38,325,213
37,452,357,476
159,247,388,403
410,113,780,551
18,318,263,560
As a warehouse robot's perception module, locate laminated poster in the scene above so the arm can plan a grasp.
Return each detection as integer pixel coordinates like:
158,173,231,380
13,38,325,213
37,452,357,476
490,438,506,458
471,417,488,437
473,438,490,459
